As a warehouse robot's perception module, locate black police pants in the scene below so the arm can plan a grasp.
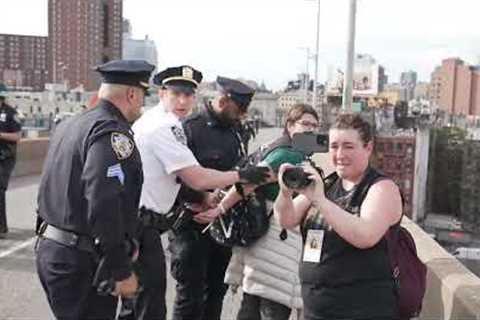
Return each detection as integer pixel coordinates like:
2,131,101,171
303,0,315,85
0,158,15,234
119,226,167,320
168,227,232,320
35,238,118,320
237,292,291,320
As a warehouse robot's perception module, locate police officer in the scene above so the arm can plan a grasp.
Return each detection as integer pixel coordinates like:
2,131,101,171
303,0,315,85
127,66,269,320
35,60,154,320
167,76,256,320
0,95,22,238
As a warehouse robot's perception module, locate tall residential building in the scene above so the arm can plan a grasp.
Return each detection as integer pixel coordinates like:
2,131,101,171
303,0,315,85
429,58,480,116
122,19,158,68
0,34,48,91
48,0,123,91
400,70,417,101
428,66,442,106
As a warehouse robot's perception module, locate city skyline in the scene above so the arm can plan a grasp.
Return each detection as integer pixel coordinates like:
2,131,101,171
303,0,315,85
1,0,479,90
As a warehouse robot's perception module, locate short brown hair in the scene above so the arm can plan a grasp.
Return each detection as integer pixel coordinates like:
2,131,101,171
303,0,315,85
283,103,319,135
331,113,373,144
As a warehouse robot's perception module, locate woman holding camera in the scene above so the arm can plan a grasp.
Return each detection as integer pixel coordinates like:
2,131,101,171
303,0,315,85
194,103,320,320
274,114,402,320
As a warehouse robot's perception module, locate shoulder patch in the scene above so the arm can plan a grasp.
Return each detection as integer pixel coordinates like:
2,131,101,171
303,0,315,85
107,163,125,185
111,132,134,160
171,125,187,145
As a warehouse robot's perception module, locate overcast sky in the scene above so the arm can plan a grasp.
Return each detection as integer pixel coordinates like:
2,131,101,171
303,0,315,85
1,0,479,90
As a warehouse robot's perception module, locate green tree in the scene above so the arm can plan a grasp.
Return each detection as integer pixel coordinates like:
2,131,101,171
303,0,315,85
427,127,467,216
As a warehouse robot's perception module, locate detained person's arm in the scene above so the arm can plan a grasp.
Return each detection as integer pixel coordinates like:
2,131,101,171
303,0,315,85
298,164,402,249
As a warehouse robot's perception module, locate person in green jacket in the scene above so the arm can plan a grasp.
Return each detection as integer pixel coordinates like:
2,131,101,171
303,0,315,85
195,103,320,320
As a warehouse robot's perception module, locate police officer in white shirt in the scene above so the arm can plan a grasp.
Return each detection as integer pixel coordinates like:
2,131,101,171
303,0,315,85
120,65,269,320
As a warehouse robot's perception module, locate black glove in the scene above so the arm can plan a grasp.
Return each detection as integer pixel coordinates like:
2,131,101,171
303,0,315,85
238,166,270,184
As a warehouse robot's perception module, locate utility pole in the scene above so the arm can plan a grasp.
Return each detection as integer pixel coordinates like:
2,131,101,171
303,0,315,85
312,0,320,110
342,0,357,111
298,47,311,104
304,47,310,104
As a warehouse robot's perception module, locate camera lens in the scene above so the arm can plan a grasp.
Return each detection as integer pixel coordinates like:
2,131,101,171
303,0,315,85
282,167,312,189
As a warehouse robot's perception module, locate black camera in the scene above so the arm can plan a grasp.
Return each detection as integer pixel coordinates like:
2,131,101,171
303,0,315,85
281,132,329,189
291,132,329,155
282,166,313,189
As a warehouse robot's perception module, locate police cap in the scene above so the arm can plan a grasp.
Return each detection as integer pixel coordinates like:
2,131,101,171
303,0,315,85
216,76,255,110
153,65,203,94
94,60,155,91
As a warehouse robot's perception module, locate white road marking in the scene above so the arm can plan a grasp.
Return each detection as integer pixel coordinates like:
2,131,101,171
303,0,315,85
0,237,36,259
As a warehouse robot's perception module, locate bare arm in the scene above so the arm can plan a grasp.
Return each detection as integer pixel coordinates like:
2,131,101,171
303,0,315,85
314,180,402,248
300,165,403,249
0,132,21,143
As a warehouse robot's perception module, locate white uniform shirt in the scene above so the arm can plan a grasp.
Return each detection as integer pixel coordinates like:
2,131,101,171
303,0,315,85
132,102,199,213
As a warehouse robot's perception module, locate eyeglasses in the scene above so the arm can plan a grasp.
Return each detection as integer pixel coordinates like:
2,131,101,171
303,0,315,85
296,120,319,129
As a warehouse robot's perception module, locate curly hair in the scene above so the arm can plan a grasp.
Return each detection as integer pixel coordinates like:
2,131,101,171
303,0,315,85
331,113,373,144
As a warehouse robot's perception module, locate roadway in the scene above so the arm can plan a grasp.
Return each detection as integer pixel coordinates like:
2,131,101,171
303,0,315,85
0,128,286,320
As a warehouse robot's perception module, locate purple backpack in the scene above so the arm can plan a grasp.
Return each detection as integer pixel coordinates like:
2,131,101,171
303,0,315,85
386,221,427,318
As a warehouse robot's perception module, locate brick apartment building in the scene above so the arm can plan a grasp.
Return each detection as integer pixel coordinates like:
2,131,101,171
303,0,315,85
429,58,480,116
373,135,416,218
48,0,123,91
0,34,48,91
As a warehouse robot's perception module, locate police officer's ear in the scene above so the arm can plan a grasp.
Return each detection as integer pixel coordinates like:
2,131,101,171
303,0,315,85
126,86,137,102
218,95,230,110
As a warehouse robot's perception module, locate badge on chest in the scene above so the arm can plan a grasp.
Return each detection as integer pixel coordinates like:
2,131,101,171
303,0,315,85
303,230,324,263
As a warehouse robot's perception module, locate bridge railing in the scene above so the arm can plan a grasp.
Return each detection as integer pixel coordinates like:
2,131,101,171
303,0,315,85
403,218,480,319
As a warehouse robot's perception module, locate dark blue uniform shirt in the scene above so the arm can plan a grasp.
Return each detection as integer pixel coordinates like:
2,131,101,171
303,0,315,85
37,99,143,280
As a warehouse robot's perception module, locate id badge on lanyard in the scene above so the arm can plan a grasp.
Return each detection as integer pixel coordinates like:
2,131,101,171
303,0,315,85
303,229,324,263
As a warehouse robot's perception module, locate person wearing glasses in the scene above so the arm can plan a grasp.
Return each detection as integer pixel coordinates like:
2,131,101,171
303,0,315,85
195,104,320,320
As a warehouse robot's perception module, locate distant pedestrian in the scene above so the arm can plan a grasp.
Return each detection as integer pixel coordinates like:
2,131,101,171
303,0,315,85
254,115,260,134
0,94,22,238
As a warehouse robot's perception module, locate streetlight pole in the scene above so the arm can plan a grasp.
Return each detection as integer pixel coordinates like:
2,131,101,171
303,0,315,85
304,47,310,104
312,0,320,110
298,47,311,104
342,0,357,111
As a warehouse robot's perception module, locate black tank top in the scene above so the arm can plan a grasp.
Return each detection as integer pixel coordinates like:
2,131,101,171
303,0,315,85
300,167,399,320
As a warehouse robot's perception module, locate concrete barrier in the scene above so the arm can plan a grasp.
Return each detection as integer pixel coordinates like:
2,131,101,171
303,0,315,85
403,218,480,320
11,138,49,178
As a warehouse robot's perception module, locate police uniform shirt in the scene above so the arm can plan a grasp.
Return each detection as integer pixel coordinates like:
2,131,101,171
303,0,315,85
0,102,22,158
132,102,199,213
37,99,143,281
182,105,244,171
